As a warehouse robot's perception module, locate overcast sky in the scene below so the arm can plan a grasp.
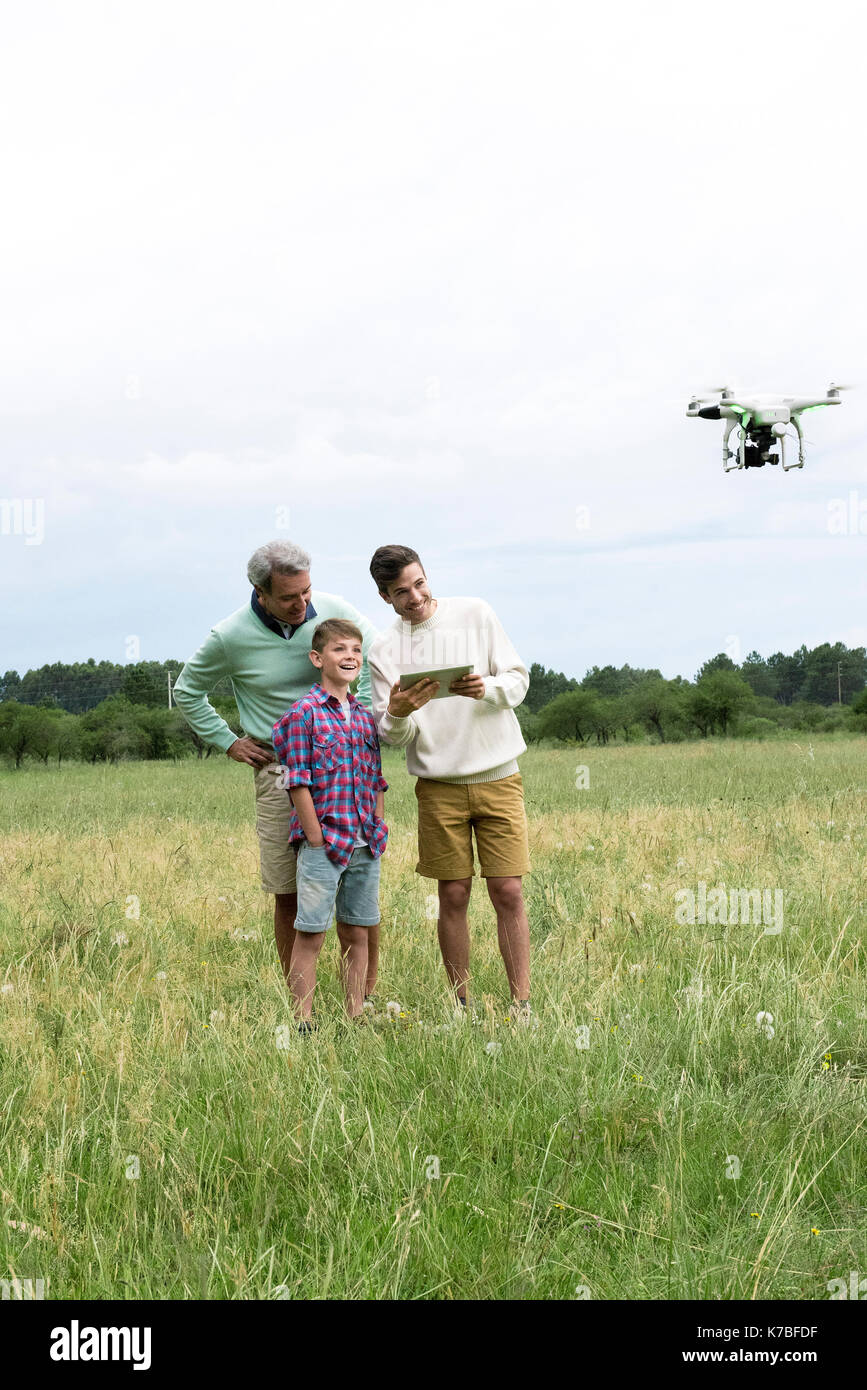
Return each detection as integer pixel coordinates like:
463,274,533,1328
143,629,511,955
2,0,866,684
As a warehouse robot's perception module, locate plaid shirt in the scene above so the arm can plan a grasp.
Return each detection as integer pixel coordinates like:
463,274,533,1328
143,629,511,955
272,683,388,868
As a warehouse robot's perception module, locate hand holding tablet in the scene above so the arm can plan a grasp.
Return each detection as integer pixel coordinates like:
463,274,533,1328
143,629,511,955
446,671,486,700
400,665,474,700
387,665,481,717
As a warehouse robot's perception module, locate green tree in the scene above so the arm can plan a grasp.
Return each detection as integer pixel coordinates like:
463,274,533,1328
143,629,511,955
0,702,32,768
751,695,784,723
136,708,192,759
581,664,662,698
0,702,58,768
627,679,685,743
767,648,807,705
79,697,150,763
848,689,867,732
515,703,540,744
741,651,779,700
779,701,827,732
51,710,81,763
122,662,171,707
695,652,738,682
688,672,754,736
588,696,620,745
685,683,715,738
802,642,867,706
536,690,600,743
1,670,21,701
526,663,579,714
26,708,61,763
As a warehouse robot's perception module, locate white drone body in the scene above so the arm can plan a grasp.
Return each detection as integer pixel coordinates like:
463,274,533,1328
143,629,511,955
686,383,847,472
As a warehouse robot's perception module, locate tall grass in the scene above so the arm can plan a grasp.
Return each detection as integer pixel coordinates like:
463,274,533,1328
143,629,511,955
1,736,865,1299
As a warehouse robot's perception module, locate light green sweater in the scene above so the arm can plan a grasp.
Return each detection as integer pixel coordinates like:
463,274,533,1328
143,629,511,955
173,592,380,752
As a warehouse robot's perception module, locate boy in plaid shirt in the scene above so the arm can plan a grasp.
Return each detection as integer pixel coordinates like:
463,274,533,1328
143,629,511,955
272,619,388,1028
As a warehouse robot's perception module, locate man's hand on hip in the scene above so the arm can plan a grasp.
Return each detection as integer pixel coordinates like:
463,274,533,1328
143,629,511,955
227,737,273,767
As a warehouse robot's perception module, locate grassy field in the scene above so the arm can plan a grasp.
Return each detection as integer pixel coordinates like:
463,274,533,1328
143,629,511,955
1,736,866,1300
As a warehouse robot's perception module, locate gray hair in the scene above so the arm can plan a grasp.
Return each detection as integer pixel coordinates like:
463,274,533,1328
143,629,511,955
247,540,312,594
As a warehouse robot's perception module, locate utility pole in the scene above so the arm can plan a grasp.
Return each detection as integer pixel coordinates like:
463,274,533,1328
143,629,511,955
167,669,173,709
837,661,842,705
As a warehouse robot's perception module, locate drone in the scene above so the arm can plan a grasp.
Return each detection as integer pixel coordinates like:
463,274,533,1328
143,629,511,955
687,383,850,472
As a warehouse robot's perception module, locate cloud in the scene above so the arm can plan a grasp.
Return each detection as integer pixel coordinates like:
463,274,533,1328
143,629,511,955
1,0,865,679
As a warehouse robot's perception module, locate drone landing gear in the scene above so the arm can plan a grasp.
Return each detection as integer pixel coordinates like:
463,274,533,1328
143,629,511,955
722,418,742,472
783,415,806,471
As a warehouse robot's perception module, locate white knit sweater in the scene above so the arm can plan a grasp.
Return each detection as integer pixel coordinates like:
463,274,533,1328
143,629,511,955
368,596,528,783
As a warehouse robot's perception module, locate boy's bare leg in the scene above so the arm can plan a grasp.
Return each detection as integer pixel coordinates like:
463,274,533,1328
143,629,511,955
274,893,298,986
365,920,380,996
436,878,473,998
289,930,325,1019
485,876,530,1002
337,922,369,1018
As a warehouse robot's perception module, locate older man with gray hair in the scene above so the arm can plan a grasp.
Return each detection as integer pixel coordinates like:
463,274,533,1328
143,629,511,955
173,540,381,993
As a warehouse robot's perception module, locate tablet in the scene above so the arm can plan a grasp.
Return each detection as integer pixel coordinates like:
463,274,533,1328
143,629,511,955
399,665,473,700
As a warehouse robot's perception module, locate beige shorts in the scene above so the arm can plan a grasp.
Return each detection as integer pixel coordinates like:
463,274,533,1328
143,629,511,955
253,760,297,895
414,772,531,881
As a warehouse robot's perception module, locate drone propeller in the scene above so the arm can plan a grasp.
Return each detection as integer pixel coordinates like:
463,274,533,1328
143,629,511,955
828,382,856,393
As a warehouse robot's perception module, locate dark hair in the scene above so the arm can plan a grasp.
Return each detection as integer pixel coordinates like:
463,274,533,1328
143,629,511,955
311,619,363,654
369,544,423,594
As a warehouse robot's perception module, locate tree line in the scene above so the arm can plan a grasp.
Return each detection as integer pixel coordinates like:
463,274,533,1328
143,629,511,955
4,640,864,715
1,641,865,766
519,645,867,745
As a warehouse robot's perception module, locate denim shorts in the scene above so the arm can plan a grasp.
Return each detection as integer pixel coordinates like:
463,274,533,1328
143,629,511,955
294,842,382,933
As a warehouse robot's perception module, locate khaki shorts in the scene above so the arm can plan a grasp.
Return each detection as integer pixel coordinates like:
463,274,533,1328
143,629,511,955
253,759,297,895
414,772,531,881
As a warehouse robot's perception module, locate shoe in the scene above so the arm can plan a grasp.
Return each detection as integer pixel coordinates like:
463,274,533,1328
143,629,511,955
298,1020,318,1035
512,1000,539,1028
454,996,480,1023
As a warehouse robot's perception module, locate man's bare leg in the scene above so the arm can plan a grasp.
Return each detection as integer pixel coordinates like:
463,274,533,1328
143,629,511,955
437,878,473,998
274,892,298,987
336,919,379,996
485,876,530,1002
337,921,369,1018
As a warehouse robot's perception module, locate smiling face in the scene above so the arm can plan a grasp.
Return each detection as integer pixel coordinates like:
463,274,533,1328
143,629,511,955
256,569,312,628
309,635,363,689
379,561,435,624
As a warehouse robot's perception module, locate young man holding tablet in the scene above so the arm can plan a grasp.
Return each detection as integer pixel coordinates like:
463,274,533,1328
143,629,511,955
367,545,532,1014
